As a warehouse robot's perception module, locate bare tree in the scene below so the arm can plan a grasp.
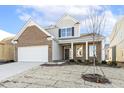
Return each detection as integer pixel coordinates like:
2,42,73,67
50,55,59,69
82,7,111,84
84,7,106,75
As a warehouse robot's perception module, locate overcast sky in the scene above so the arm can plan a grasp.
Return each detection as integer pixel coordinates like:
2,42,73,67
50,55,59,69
0,5,124,40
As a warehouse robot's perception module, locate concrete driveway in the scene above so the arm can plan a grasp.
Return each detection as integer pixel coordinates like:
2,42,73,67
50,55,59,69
0,62,42,81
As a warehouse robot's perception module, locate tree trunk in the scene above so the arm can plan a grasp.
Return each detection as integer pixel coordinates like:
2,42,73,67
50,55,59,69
93,33,96,75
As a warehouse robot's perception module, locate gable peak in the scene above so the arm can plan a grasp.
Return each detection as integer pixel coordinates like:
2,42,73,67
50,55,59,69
56,13,80,25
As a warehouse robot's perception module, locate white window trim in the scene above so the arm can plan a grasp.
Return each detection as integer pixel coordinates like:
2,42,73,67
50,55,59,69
89,45,96,57
59,27,74,38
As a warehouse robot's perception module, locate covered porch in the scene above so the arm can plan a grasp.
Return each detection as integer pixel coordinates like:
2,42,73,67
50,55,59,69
60,41,102,62
57,33,105,62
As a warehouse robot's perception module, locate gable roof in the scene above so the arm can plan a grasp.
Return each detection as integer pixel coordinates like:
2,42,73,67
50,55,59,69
13,18,54,41
56,14,80,25
110,16,124,42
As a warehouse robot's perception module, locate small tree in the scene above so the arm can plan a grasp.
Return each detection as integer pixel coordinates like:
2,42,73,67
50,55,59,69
82,7,111,84
84,7,106,74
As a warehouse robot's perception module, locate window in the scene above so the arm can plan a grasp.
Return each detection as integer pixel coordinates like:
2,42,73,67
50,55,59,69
67,28,72,36
89,45,96,57
59,27,74,38
76,45,83,57
61,29,66,37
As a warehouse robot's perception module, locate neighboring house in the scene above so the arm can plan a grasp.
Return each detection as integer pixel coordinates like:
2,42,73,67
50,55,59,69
0,37,15,62
104,44,109,61
109,17,124,66
12,14,104,63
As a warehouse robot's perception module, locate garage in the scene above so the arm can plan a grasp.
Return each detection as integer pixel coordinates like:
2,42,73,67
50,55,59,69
18,45,48,62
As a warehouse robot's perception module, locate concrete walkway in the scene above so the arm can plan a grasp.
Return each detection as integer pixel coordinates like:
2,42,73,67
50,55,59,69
0,62,42,81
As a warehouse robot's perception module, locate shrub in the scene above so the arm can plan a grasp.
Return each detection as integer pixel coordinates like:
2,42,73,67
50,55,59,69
112,61,117,66
68,59,82,65
101,60,107,64
85,59,90,63
93,59,101,65
74,60,80,64
84,59,101,65
107,61,111,65
6,60,15,62
84,60,91,65
69,59,75,62
108,61,117,66
77,59,82,63
95,59,99,64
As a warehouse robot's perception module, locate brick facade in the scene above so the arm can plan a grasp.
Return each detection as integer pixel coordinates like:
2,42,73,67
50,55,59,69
15,25,52,62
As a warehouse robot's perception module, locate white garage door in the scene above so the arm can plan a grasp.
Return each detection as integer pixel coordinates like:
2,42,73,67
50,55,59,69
18,45,48,62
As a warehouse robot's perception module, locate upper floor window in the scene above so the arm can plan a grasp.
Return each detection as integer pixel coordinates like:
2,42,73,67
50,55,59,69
59,27,74,38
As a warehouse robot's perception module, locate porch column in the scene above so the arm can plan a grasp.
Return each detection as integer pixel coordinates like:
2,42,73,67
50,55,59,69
86,41,88,60
70,42,74,59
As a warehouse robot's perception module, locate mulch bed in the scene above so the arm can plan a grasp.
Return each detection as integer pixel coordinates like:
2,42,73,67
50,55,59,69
81,74,111,84
41,62,72,67
41,61,121,68
41,64,63,66
41,61,88,67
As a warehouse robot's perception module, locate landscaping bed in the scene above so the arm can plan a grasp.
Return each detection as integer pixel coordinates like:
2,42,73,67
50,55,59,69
41,60,88,67
81,74,111,84
41,59,121,68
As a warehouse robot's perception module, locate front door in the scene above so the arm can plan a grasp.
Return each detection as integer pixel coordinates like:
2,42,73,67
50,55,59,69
64,49,69,60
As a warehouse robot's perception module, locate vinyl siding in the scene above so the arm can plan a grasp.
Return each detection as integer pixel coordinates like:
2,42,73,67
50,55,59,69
52,40,62,61
46,15,80,39
109,17,124,63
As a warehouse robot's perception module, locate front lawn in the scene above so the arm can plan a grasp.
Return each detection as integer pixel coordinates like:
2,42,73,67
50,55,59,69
0,64,124,88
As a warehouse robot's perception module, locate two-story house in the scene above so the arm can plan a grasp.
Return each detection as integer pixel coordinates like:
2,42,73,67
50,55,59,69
109,17,124,66
12,14,104,63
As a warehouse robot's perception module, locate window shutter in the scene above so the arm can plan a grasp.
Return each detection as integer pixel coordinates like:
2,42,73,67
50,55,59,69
59,29,61,37
72,27,74,36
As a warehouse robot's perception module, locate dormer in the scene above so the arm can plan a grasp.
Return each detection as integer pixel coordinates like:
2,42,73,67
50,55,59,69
56,14,80,38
